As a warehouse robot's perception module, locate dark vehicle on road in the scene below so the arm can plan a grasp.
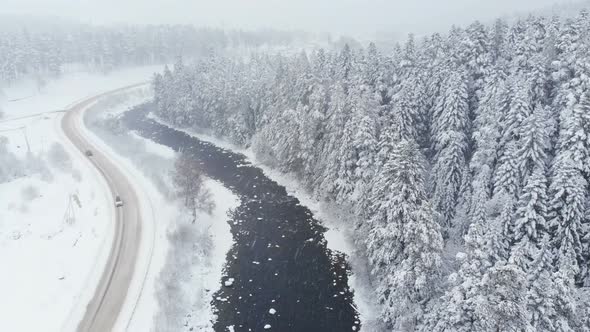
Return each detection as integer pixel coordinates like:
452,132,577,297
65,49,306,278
85,150,93,157
115,195,124,207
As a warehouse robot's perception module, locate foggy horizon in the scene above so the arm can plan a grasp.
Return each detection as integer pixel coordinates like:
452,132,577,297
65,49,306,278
0,0,582,39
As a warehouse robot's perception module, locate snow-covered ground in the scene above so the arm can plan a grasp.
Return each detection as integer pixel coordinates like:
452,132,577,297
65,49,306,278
0,67,161,332
147,113,383,331
84,94,240,331
0,66,163,119
0,128,113,332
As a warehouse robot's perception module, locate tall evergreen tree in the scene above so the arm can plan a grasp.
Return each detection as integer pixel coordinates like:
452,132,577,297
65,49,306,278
431,68,470,234
367,139,443,330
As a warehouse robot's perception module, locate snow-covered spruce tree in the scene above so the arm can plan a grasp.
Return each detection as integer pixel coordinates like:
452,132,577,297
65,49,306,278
265,106,304,174
494,74,533,197
152,72,165,112
504,104,553,262
515,104,553,186
549,155,588,286
480,263,530,331
299,82,328,184
421,33,447,132
526,235,578,331
511,167,550,267
155,65,176,120
333,109,358,203
315,82,349,200
557,91,590,182
426,214,528,332
431,67,470,236
367,139,443,330
362,42,389,104
391,74,426,144
463,20,493,113
336,44,354,90
550,90,590,285
466,67,507,239
171,57,194,125
351,87,378,207
422,214,492,331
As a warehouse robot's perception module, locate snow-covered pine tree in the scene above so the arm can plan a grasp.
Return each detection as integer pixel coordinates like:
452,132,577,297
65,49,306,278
367,139,443,330
512,167,549,264
431,67,470,235
549,156,587,285
316,82,349,199
351,87,378,206
467,67,506,239
480,263,530,331
515,103,553,186
299,82,327,183
494,74,533,197
526,235,577,331
422,216,491,331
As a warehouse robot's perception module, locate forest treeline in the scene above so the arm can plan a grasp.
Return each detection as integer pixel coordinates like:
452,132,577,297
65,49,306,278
0,22,310,85
153,10,590,332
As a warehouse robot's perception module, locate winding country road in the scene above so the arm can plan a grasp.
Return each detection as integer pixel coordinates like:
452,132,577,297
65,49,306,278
61,85,145,332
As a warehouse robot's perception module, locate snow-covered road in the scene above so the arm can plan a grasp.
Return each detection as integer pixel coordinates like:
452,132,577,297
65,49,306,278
0,67,172,331
60,85,149,331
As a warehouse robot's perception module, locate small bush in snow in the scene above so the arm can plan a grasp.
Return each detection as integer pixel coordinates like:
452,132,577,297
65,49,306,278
101,115,126,136
0,136,25,182
25,152,53,182
21,185,40,201
47,142,72,171
172,153,215,222
71,168,82,182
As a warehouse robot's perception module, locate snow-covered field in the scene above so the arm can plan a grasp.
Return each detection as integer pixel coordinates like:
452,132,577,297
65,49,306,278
147,113,383,331
0,119,113,331
84,94,240,331
0,66,163,119
0,67,161,331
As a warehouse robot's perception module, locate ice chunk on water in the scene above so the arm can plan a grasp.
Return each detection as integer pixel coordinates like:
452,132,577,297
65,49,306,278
224,278,235,287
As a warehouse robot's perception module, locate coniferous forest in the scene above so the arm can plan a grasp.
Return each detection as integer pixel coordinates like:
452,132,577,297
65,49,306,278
0,22,309,85
153,10,590,331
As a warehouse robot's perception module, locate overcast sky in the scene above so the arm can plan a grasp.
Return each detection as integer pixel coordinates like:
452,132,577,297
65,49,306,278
0,0,580,38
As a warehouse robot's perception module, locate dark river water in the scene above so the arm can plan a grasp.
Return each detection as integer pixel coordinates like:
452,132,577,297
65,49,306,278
123,104,361,332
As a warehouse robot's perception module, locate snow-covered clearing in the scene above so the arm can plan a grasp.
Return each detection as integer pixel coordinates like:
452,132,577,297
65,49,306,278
85,94,239,331
147,113,383,331
0,66,160,332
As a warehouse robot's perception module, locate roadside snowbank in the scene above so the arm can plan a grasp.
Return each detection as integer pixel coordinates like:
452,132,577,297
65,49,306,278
147,113,383,331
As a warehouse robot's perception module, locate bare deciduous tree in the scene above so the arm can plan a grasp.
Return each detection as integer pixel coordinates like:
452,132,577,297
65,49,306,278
172,153,214,222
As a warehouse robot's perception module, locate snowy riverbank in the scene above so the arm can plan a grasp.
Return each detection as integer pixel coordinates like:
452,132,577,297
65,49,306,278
147,112,384,331
85,92,240,331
